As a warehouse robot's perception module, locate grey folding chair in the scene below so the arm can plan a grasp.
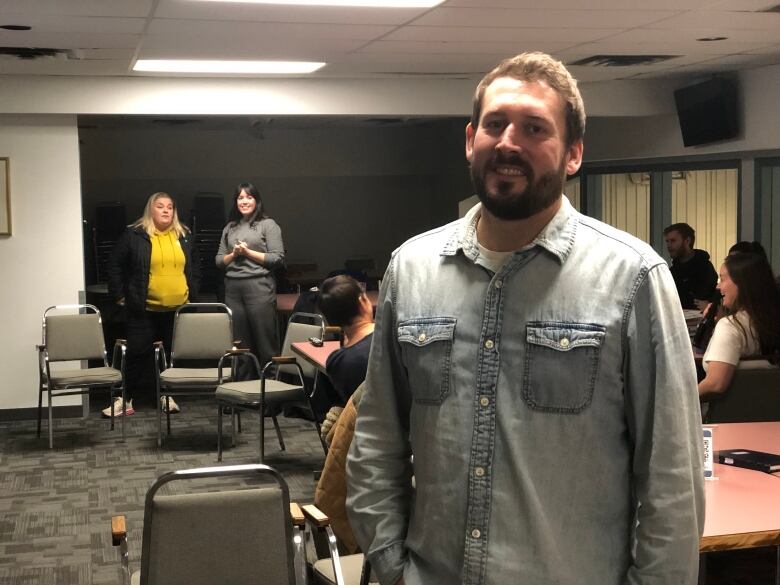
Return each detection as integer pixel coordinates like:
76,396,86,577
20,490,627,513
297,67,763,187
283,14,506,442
215,312,326,462
37,304,126,448
111,463,308,585
154,303,235,447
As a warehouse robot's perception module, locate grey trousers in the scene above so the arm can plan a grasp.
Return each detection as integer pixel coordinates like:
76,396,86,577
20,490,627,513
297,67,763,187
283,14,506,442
224,276,279,380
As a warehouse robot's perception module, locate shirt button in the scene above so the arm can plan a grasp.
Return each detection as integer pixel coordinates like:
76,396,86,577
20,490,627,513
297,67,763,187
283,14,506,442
560,337,570,348
484,339,494,350
494,279,503,289
474,467,485,477
471,529,481,539
479,395,489,407
418,333,426,343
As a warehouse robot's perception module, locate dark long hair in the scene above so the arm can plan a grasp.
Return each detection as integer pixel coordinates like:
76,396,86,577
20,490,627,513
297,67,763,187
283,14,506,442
724,252,780,357
227,182,268,227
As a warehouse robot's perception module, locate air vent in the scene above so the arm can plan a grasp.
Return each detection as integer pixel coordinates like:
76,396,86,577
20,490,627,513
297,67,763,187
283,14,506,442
569,55,678,67
0,46,71,60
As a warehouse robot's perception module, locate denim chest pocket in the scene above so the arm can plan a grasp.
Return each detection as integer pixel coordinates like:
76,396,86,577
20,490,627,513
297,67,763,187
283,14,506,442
397,317,456,404
523,322,606,413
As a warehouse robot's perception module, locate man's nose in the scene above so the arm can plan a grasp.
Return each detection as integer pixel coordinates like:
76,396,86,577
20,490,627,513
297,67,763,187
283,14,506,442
496,124,522,154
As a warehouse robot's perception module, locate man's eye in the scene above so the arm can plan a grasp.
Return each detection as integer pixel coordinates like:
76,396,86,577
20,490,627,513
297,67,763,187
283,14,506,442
483,119,503,130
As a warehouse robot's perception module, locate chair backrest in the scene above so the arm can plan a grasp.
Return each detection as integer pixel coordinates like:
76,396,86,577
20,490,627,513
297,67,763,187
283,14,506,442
279,313,325,379
43,305,106,363
170,303,233,363
141,464,295,585
705,363,780,423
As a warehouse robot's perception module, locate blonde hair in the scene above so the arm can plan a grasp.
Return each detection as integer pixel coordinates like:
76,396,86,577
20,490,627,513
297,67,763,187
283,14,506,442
471,52,586,147
131,192,188,238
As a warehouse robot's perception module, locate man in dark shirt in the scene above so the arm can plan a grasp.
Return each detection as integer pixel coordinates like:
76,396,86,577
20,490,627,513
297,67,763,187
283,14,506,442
318,275,375,405
664,222,718,309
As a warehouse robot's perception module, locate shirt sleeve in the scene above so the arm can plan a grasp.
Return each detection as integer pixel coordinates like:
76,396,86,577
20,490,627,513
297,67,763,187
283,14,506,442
346,258,413,585
215,224,231,268
261,220,285,270
623,263,705,585
702,316,743,367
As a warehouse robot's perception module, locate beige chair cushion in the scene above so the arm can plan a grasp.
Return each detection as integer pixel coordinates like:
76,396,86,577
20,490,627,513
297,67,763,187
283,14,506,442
49,366,121,387
215,379,303,406
313,553,376,585
159,368,230,387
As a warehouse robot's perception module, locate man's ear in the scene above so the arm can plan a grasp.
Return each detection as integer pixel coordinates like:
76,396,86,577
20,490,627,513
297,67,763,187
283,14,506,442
465,122,476,163
565,138,584,176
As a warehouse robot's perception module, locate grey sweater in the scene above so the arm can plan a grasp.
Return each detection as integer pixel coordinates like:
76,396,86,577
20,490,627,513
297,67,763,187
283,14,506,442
216,217,285,279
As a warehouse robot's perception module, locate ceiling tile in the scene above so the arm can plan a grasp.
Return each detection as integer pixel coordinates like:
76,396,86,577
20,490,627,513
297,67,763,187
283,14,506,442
383,25,622,43
411,7,683,29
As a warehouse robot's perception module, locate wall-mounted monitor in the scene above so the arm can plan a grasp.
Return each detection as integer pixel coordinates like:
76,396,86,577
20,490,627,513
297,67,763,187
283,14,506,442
673,78,738,147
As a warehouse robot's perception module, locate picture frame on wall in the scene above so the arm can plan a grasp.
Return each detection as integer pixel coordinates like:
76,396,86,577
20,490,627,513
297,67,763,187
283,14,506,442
0,158,9,236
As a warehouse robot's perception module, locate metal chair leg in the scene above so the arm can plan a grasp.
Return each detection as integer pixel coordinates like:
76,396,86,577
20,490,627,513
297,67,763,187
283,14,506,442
48,389,54,449
165,397,172,436
217,402,223,462
272,415,286,451
259,410,265,463
120,388,126,442
36,387,43,438
156,386,162,448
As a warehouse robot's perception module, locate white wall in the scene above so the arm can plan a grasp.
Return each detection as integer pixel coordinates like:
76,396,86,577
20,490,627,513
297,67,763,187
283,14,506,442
585,63,780,162
0,115,84,410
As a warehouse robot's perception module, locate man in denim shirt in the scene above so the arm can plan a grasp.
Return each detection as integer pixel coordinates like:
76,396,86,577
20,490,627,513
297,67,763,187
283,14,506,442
347,52,704,585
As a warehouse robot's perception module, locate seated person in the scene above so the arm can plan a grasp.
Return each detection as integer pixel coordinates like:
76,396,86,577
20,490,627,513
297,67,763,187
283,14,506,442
664,222,718,310
699,252,780,400
317,274,375,405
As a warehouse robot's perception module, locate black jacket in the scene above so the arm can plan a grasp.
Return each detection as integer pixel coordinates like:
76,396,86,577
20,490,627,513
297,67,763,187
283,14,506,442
670,249,718,309
107,226,200,315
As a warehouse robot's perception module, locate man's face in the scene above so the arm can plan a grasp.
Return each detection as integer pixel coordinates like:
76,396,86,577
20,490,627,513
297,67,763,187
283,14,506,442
665,230,691,259
465,76,583,221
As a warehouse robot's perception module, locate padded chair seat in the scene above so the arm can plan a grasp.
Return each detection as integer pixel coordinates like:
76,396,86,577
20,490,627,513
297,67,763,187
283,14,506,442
160,368,230,387
313,554,376,585
215,379,304,405
49,366,122,387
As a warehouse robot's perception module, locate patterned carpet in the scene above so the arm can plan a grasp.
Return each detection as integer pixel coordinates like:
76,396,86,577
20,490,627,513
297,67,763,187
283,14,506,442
0,397,325,585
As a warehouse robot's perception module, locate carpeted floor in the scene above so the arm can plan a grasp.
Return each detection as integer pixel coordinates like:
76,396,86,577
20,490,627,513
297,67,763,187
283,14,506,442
0,397,325,585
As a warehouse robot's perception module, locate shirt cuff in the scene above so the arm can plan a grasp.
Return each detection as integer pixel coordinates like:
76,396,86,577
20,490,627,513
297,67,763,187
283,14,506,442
368,540,406,585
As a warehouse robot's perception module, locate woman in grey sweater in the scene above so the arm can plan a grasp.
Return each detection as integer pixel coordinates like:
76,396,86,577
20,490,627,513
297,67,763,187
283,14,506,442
216,182,285,378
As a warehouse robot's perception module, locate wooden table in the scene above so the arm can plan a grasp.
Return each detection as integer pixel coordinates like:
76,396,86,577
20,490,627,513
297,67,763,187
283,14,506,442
701,422,780,552
291,340,341,375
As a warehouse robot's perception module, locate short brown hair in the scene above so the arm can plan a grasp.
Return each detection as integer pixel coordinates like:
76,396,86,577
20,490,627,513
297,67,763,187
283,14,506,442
471,52,586,148
664,222,695,246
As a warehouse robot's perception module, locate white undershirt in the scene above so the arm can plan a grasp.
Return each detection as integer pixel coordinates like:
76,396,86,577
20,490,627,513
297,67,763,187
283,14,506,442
476,241,515,274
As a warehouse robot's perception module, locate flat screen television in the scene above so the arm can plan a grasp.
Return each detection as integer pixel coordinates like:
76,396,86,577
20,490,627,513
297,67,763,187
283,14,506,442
673,78,738,147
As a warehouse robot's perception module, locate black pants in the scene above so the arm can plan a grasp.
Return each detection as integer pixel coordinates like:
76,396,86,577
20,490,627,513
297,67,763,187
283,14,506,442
125,310,175,406
225,276,279,380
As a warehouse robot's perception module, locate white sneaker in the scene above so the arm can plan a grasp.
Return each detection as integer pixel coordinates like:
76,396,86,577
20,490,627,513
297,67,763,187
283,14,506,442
102,397,134,418
161,396,181,414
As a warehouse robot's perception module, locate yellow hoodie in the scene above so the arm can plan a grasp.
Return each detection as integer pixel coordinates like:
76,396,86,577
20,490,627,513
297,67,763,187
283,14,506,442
146,230,188,310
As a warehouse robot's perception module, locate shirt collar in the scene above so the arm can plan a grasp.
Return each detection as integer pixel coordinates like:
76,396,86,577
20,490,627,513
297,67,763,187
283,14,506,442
442,195,578,265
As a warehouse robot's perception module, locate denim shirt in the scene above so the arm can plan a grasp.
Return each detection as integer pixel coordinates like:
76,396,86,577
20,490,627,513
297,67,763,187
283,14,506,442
347,198,704,585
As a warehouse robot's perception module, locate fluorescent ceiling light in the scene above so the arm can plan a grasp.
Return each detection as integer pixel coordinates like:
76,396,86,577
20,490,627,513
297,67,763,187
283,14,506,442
134,59,325,74
190,0,444,6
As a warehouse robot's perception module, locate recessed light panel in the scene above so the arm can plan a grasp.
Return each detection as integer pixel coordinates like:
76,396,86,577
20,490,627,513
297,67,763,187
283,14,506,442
190,0,444,6
133,59,325,74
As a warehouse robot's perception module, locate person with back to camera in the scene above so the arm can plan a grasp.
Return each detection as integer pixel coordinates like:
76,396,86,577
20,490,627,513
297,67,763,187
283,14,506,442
318,274,375,407
106,191,200,417
216,182,285,379
699,252,780,399
312,274,376,553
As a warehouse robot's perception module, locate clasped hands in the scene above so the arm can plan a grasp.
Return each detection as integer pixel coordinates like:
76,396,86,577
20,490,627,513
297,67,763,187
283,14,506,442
232,240,250,256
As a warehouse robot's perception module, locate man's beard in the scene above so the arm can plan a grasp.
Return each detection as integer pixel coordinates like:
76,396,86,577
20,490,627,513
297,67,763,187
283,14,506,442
471,153,566,221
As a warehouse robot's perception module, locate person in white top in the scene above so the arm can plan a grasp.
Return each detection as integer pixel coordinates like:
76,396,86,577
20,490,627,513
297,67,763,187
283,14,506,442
699,251,780,398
